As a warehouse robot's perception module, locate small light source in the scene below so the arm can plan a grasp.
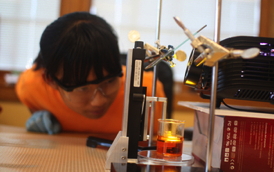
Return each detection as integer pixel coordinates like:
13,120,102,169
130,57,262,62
185,80,196,86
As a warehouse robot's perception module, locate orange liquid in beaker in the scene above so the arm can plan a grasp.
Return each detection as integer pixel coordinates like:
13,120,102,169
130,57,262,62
156,135,184,157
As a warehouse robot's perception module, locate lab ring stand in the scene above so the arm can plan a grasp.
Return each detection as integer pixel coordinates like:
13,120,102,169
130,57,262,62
105,41,170,171
106,0,225,171
105,39,189,171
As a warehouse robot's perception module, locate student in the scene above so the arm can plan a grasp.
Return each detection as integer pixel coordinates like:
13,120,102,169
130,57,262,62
15,12,165,135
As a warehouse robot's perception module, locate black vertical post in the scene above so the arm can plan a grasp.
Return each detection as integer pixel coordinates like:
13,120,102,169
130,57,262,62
126,41,146,158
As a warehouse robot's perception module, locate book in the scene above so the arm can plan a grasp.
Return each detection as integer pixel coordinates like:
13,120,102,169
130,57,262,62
178,101,274,172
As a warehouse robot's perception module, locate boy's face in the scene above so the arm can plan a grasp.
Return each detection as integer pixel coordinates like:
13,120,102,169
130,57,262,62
54,69,121,119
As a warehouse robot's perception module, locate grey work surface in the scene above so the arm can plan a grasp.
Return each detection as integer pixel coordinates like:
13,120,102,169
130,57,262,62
0,125,197,172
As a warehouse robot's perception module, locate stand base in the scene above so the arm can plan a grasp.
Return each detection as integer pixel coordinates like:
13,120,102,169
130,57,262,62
111,163,223,172
138,150,194,166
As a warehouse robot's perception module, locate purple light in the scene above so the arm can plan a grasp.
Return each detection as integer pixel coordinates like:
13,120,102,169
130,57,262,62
260,42,268,46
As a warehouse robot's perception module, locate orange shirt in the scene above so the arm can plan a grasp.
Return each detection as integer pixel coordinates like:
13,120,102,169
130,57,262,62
16,65,165,134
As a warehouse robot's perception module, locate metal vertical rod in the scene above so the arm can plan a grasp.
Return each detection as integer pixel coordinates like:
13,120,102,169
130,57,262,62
155,0,162,42
148,0,162,146
205,0,222,171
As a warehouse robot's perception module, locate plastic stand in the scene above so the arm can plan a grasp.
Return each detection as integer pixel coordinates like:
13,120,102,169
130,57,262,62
105,131,129,170
138,150,194,166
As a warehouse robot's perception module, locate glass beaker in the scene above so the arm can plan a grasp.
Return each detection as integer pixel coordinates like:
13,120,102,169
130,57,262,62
156,119,185,157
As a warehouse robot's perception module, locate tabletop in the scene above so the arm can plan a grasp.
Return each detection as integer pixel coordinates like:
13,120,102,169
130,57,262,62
0,125,111,172
0,125,195,172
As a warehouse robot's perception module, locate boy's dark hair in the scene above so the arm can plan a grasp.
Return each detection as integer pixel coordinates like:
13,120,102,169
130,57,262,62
34,12,121,86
